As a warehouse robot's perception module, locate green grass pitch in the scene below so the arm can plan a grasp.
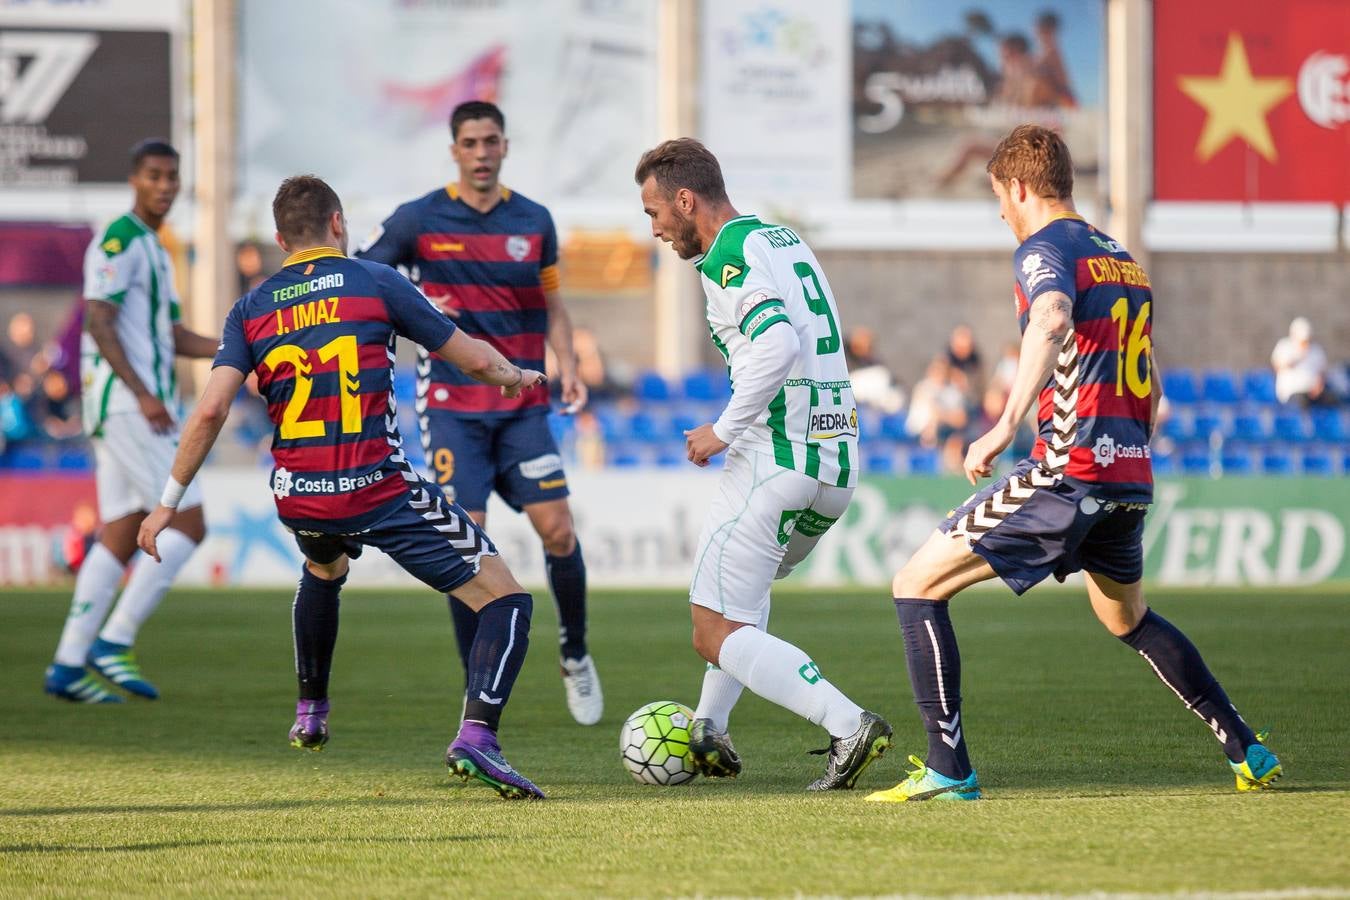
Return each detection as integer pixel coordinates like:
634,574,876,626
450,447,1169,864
2,585,1348,897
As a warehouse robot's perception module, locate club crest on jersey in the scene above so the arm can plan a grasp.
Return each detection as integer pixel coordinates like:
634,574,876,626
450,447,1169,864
505,235,531,261
1021,251,1054,289
807,407,858,441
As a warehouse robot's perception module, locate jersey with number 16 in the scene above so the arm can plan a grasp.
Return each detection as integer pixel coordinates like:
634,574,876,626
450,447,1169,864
697,215,858,489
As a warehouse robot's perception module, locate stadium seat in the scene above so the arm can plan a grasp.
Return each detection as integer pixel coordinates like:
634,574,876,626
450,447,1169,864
1191,409,1225,441
1162,369,1199,404
593,408,625,442
880,413,908,442
55,447,91,471
633,370,671,403
1201,369,1241,405
1242,369,1278,404
1180,445,1211,476
680,370,716,402
1160,410,1192,442
1151,451,1177,476
2,447,46,470
626,412,664,444
655,451,684,468
668,413,699,439
906,448,940,476
1300,447,1336,476
608,442,644,468
1260,447,1295,476
864,452,896,476
1273,409,1312,443
1220,445,1255,475
1231,412,1269,442
1311,408,1346,443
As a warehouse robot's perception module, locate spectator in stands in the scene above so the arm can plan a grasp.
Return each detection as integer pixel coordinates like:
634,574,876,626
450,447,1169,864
572,409,607,470
845,326,905,415
1271,317,1333,406
235,241,267,293
2,311,38,380
906,356,970,471
1,372,38,444
991,340,1020,393
35,370,82,441
945,324,984,395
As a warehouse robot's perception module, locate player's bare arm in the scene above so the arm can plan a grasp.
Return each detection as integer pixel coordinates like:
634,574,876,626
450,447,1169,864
544,288,587,413
172,322,221,359
964,290,1073,484
432,329,545,398
1148,347,1162,436
85,298,173,433
137,364,246,560
687,321,801,467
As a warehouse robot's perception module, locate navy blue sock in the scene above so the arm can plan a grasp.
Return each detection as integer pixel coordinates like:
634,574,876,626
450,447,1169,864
447,594,479,679
293,567,345,701
895,598,973,780
462,593,532,731
1120,608,1257,762
545,542,587,660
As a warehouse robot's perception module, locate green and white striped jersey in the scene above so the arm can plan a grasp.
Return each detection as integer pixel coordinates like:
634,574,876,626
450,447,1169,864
696,215,858,488
80,213,182,435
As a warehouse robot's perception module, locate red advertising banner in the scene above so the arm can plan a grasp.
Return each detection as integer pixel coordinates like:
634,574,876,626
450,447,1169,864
0,474,96,585
1154,0,1350,201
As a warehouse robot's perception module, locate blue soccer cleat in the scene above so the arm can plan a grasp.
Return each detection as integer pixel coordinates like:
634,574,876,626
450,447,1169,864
446,722,545,800
87,638,159,699
864,754,982,802
44,663,124,704
1231,729,1282,792
289,699,330,751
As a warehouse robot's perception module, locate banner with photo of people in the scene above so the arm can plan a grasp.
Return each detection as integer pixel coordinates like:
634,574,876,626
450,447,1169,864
851,0,1103,200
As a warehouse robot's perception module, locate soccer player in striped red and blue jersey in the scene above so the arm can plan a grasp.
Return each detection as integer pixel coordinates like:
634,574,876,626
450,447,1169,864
358,100,601,725
138,176,548,799
866,126,1281,802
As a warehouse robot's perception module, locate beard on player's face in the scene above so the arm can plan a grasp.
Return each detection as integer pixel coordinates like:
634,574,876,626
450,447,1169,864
671,210,700,259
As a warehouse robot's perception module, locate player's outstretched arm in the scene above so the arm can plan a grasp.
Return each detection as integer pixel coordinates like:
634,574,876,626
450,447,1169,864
85,298,173,433
137,365,245,561
431,330,545,398
172,322,221,359
964,290,1073,484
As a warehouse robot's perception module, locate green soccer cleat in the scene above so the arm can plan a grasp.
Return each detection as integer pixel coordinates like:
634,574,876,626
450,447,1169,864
87,638,159,700
865,754,982,802
807,710,893,791
1232,729,1282,792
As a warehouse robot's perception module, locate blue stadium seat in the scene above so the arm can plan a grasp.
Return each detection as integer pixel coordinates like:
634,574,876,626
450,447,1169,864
880,413,908,443
55,447,91,471
593,408,625,442
1151,450,1177,476
626,412,665,444
668,413,699,439
682,368,731,403
633,370,672,403
1191,409,1225,441
1231,412,1268,442
1301,447,1336,476
1180,445,1211,476
1220,445,1254,475
864,452,896,476
1162,369,1199,404
393,370,417,406
1311,408,1346,443
1201,369,1241,405
1160,410,1192,442
1242,369,1278,404
1260,447,1295,476
1273,409,1312,443
609,442,644,468
655,451,684,468
906,448,940,476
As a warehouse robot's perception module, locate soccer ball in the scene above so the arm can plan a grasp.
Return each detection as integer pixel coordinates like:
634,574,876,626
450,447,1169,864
619,700,698,786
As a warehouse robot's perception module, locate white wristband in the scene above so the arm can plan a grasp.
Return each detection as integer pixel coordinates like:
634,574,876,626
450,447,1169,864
159,477,187,510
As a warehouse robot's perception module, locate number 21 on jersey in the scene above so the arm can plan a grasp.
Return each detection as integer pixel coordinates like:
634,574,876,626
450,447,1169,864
262,335,362,439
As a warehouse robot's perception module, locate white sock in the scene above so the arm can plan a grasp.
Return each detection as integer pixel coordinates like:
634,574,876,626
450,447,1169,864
53,543,127,666
99,528,198,646
694,604,770,730
716,627,864,738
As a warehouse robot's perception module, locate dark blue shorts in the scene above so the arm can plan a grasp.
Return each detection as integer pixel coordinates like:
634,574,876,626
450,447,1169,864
940,458,1148,595
421,410,569,513
291,480,497,594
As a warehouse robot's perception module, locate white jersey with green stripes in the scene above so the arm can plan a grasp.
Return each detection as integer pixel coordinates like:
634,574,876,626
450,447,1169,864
696,215,858,488
80,213,182,436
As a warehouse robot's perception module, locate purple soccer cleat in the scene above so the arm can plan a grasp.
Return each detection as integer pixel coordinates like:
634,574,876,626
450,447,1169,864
446,721,545,800
289,699,329,751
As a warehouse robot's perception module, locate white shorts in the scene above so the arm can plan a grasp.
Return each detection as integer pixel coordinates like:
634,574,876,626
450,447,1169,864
690,448,852,624
93,411,203,522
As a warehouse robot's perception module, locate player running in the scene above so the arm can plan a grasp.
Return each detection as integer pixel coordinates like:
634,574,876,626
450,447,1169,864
137,175,548,799
636,139,892,791
44,139,219,703
866,125,1281,802
358,100,601,725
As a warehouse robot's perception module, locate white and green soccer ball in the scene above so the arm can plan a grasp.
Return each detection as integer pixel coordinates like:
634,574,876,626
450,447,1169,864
619,700,698,786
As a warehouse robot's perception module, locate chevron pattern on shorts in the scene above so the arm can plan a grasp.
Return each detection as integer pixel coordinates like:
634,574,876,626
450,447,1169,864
950,461,1060,542
410,484,488,564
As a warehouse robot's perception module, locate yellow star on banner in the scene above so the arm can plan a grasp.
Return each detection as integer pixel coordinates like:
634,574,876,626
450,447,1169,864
1178,32,1294,163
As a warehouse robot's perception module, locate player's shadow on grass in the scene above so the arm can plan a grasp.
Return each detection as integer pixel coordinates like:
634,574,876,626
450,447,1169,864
0,835,493,855
0,796,427,819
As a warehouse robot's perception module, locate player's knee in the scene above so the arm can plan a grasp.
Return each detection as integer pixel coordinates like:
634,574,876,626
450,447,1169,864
892,564,936,599
538,520,577,557
690,627,719,666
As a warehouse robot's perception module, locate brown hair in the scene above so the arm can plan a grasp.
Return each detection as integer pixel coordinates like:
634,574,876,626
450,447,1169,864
986,124,1074,200
634,138,729,202
272,175,342,245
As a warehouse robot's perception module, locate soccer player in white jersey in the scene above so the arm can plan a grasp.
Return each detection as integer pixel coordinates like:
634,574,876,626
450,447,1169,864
635,139,892,790
44,139,220,703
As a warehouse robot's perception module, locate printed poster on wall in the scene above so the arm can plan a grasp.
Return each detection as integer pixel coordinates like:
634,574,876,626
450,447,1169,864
1154,0,1350,202
700,1,851,205
851,0,1103,201
237,0,658,231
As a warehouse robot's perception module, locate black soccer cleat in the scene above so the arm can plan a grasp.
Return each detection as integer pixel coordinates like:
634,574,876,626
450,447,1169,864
807,710,893,791
689,717,743,778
